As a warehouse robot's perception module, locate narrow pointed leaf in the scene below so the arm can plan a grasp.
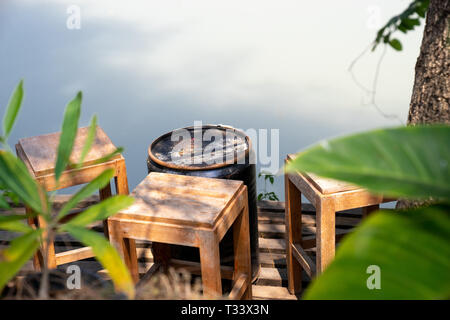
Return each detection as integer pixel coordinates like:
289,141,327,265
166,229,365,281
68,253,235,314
54,92,82,182
2,80,24,139
0,229,42,291
64,195,134,227
285,126,450,201
77,115,97,168
61,225,135,298
57,169,115,221
0,151,44,214
0,214,32,233
91,147,124,165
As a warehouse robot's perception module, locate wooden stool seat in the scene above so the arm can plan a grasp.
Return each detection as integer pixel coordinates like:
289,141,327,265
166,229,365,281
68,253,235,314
108,172,252,299
285,154,392,294
16,126,131,269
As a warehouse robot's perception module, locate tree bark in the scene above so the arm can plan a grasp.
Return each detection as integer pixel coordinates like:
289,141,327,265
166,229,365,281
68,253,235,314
398,0,449,209
407,0,450,124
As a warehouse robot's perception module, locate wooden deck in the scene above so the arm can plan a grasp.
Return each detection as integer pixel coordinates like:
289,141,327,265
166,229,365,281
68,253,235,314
0,197,363,300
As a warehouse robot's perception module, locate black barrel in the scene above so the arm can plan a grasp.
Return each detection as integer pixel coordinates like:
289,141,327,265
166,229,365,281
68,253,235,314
147,124,259,280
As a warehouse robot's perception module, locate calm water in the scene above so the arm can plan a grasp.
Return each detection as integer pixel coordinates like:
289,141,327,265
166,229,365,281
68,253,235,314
0,1,423,201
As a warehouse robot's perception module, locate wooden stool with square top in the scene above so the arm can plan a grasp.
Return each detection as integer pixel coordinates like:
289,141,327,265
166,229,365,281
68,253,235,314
15,126,135,270
285,154,392,294
107,172,252,299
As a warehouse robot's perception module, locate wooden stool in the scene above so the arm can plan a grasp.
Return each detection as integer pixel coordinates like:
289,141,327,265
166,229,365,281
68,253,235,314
15,126,135,270
284,154,391,294
108,172,252,299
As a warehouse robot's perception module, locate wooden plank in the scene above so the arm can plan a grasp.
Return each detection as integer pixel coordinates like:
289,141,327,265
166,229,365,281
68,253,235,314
254,267,287,286
252,285,298,300
258,238,285,253
258,200,316,213
258,252,287,267
55,247,94,265
292,243,316,278
229,274,248,300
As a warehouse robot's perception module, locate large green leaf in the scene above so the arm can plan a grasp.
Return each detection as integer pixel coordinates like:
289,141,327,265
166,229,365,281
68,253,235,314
56,169,115,221
285,126,450,201
0,214,33,233
64,195,134,227
2,80,24,139
0,151,45,214
54,92,82,182
304,205,450,299
0,229,42,291
0,195,10,209
61,225,135,298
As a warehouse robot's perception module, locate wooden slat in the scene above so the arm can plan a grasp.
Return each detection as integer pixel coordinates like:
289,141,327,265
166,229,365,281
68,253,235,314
292,243,316,278
252,285,298,300
229,274,248,300
55,247,94,265
258,238,285,253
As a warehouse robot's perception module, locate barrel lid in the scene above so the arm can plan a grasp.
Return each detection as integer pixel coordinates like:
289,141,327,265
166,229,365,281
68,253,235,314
148,124,251,170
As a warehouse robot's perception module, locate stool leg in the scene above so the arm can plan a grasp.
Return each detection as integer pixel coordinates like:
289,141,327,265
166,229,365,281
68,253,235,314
285,174,302,294
25,207,43,270
99,182,113,238
108,220,140,283
113,159,139,282
35,213,57,270
362,204,379,219
114,159,129,195
316,197,335,274
151,242,172,272
233,204,252,300
199,232,222,298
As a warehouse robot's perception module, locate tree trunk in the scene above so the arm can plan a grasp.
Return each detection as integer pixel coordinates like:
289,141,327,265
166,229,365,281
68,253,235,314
397,0,449,210
407,0,450,124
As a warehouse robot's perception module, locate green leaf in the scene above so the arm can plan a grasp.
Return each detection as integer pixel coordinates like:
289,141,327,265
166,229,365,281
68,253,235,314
0,229,42,291
0,195,10,209
64,195,134,227
90,147,124,166
61,225,135,298
0,214,32,233
57,169,115,221
389,39,403,51
0,151,45,214
304,205,450,299
54,92,82,182
285,125,450,201
77,115,98,168
2,80,24,139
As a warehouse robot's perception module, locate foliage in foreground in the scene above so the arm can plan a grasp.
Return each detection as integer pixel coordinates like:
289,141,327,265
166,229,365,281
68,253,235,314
286,125,450,299
0,80,135,298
